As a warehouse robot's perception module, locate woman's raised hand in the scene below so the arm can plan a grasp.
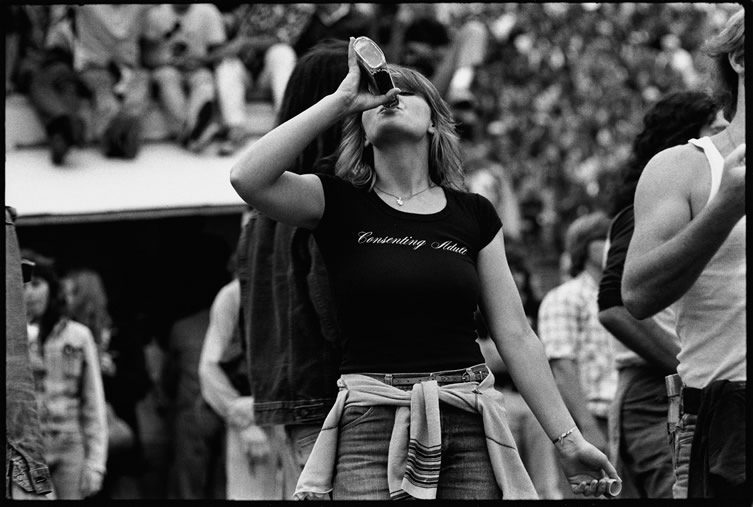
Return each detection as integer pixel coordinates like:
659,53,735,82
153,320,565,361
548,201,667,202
333,37,401,116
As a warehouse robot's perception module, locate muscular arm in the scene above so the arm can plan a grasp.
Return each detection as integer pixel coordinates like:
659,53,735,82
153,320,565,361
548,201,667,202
598,208,680,374
623,144,746,318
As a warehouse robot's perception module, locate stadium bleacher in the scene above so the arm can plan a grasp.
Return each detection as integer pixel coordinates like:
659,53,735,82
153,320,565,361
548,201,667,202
5,95,276,225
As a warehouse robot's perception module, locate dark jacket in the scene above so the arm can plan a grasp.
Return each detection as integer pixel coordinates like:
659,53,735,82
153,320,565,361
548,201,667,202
5,207,53,496
237,210,341,426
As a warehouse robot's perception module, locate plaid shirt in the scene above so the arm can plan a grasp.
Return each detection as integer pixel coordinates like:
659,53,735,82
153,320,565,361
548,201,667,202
538,271,617,418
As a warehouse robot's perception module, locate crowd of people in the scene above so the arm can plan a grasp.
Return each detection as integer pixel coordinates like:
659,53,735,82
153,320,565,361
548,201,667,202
6,3,747,502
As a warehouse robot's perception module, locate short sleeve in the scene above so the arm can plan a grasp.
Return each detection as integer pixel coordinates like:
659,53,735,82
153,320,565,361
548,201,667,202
538,286,578,360
475,193,503,248
313,173,351,234
597,207,634,311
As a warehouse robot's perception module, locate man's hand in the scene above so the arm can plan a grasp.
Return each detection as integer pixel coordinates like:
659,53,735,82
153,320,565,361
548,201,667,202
80,466,104,497
239,425,272,467
227,396,255,428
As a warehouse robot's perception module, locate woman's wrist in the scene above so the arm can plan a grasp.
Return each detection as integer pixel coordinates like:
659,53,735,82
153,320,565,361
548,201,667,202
553,425,586,454
324,91,354,120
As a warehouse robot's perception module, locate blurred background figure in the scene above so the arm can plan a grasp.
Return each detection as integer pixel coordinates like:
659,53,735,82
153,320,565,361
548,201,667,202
213,3,313,155
464,160,523,244
537,213,616,456
377,4,490,105
6,207,54,500
7,5,88,165
293,4,374,57
61,268,150,499
598,90,725,499
22,251,108,499
199,276,283,500
69,5,152,159
161,235,231,499
143,4,227,153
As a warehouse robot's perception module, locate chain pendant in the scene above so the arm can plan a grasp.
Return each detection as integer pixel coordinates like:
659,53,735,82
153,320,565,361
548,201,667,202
397,198,404,206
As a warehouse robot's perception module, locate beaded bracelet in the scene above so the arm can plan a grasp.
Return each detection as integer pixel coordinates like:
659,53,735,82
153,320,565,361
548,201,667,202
552,425,577,445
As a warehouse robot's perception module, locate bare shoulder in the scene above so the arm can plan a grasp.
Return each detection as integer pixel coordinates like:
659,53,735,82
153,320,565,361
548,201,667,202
636,144,710,202
639,144,707,190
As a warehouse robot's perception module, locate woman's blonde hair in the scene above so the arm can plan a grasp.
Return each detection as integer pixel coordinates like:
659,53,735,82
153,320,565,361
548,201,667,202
335,64,465,190
702,8,745,120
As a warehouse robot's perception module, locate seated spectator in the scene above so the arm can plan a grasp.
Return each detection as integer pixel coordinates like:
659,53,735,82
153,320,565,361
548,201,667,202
212,4,314,155
143,4,226,153
70,5,152,159
293,4,374,57
379,4,490,104
10,6,89,165
22,251,108,499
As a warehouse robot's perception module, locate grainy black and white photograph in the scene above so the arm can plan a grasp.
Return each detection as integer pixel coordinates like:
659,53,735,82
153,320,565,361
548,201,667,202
5,2,747,501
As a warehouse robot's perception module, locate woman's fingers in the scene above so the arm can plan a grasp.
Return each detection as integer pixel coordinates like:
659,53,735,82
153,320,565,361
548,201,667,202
347,37,358,73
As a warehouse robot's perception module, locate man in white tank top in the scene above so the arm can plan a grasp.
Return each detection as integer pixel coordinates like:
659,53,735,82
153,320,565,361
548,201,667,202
622,9,746,500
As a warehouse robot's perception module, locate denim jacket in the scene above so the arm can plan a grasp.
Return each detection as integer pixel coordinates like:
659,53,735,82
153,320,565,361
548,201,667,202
237,210,341,426
5,207,53,496
28,319,108,474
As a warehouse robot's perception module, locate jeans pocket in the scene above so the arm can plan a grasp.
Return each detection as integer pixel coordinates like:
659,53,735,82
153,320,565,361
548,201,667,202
296,429,319,450
339,405,375,432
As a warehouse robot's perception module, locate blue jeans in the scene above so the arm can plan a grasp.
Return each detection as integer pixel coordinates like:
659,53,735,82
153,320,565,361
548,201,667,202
5,207,53,497
332,403,502,500
618,366,674,498
280,424,320,498
670,412,697,499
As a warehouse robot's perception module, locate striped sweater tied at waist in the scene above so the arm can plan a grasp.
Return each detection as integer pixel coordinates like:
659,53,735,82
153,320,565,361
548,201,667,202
294,370,538,500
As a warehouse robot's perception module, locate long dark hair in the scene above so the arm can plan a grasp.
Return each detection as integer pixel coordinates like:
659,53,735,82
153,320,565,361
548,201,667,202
23,251,65,347
275,39,349,176
612,90,718,214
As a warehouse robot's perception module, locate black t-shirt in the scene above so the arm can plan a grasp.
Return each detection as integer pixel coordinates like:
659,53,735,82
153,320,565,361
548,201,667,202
597,206,633,312
313,174,502,373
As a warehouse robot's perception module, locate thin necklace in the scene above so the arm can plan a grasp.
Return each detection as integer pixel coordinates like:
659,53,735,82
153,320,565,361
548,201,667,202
374,183,435,206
